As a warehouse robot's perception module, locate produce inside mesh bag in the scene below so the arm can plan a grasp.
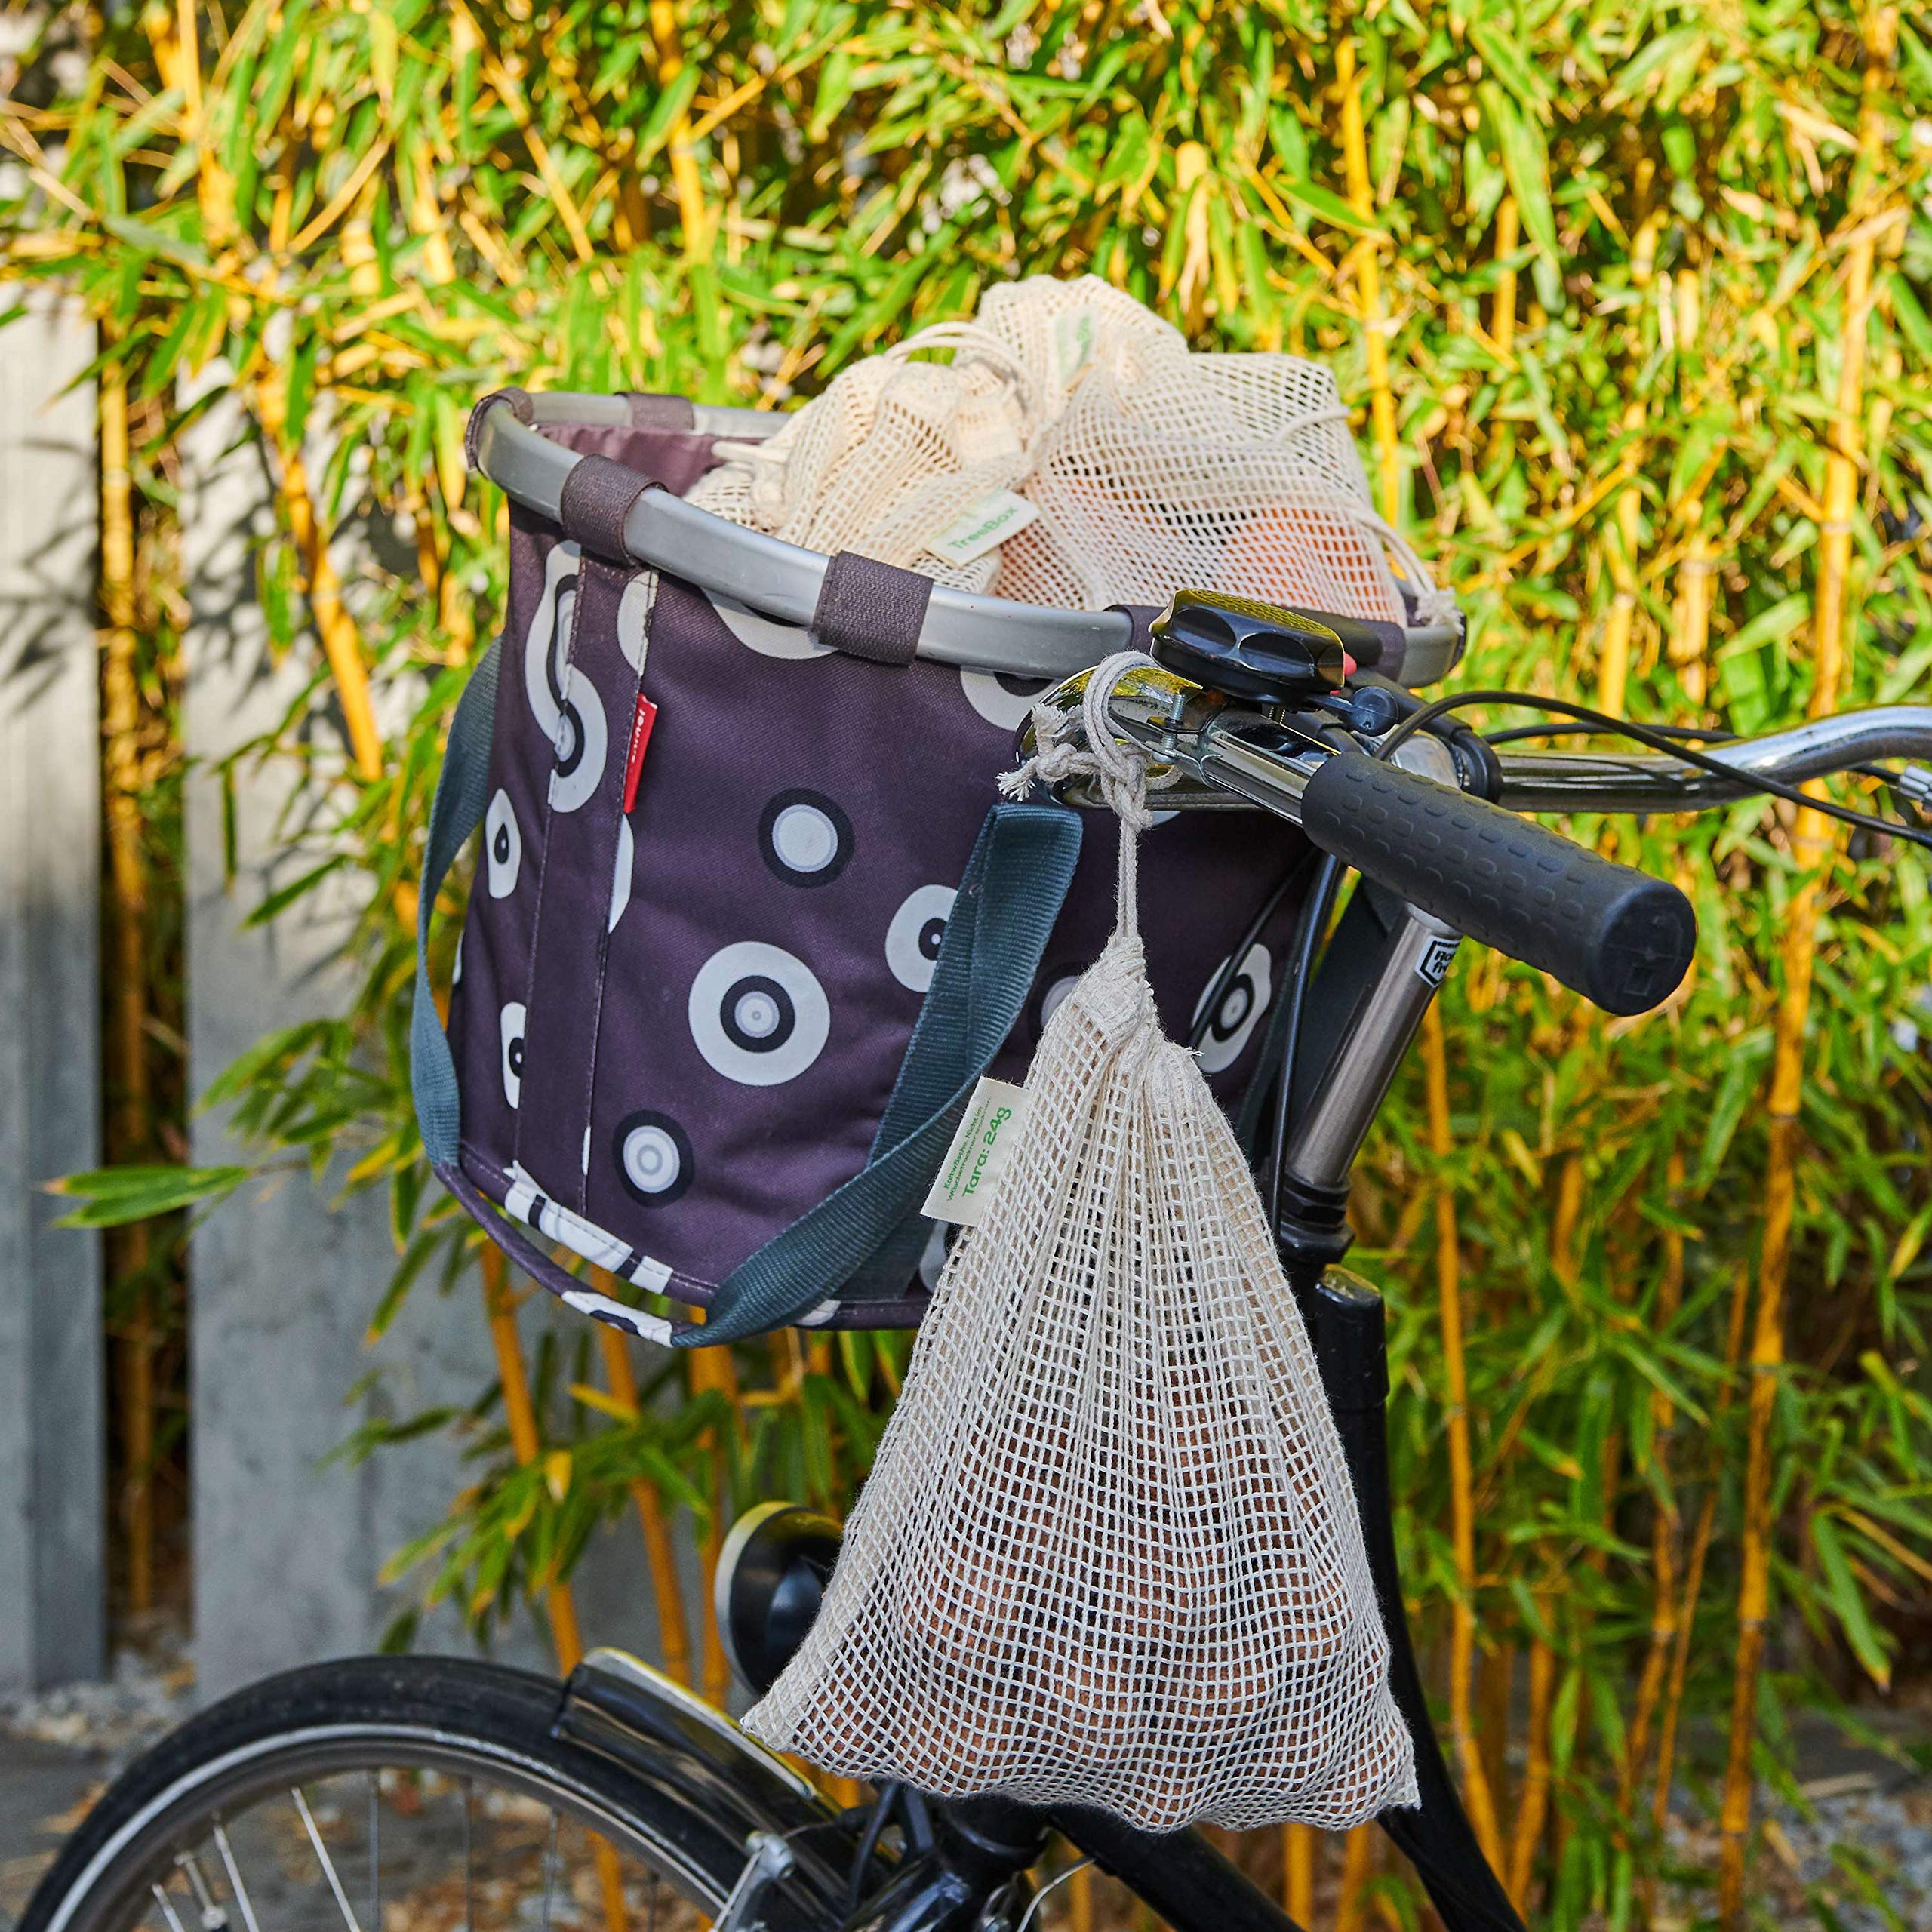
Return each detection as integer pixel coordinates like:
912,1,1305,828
743,660,1418,1832
693,275,1455,623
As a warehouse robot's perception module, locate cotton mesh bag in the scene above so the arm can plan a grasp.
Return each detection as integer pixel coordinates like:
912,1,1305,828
693,275,1454,627
743,657,1418,1832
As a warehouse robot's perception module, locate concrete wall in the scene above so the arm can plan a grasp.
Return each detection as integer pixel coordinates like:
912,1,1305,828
0,291,106,1693
181,373,670,1700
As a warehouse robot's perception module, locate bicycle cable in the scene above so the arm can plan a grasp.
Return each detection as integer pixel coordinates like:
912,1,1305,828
1188,846,1317,1054
1480,715,1906,789
1264,851,1344,1232
1372,687,1932,852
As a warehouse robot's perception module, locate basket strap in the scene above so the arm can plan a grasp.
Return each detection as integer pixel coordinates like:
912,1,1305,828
678,799,1081,1347
411,637,503,1170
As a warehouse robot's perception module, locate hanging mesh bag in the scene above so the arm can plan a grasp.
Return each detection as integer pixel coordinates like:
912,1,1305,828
743,657,1418,1832
693,275,1457,637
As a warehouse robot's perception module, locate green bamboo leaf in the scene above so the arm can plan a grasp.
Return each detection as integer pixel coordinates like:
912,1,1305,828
1469,20,1550,116
637,67,703,165
1478,83,1556,263
51,1164,252,1227
1809,1512,1894,1690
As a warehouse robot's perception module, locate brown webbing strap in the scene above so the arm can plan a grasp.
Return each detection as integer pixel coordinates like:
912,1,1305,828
811,551,931,666
465,387,535,472
557,454,652,561
1109,604,1161,653
622,392,699,431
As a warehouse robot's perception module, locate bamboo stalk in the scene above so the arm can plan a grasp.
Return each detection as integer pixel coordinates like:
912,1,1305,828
683,1330,741,1705
1333,1826,1375,1932
1340,39,1509,1886
1595,401,1646,720
481,1247,586,1662
1477,1641,1514,1826
1069,1863,1094,1932
1491,196,1520,358
101,352,157,1620
648,0,710,260
481,1250,630,1932
1715,17,1894,1924
251,366,384,781
1336,38,1399,521
1506,1617,1555,1911
1420,1008,1507,1875
1621,1150,1686,1816
1282,1823,1314,1925
593,1318,695,1687
1652,1263,1754,1842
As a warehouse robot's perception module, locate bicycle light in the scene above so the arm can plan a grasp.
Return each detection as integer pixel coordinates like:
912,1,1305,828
1150,589,1355,706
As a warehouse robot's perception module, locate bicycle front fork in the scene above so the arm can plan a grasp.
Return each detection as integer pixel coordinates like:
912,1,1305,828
1294,1269,1527,1932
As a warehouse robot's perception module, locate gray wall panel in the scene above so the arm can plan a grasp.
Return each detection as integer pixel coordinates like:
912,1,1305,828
0,291,106,1692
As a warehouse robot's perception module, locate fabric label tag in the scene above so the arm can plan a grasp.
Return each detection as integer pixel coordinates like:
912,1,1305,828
621,691,658,813
1052,309,1096,390
922,1076,1032,1228
926,491,1038,568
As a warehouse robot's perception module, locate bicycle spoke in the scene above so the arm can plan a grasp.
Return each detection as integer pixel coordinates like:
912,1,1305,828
174,1850,229,1932
463,1778,475,1932
294,1786,367,1932
368,1773,380,1932
211,1823,261,1932
150,1884,189,1932
540,1809,560,1932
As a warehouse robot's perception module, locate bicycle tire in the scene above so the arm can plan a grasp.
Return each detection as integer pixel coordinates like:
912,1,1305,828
19,1655,811,1932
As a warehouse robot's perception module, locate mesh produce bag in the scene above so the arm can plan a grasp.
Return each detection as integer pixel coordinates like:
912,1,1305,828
743,659,1417,1832
693,276,1455,623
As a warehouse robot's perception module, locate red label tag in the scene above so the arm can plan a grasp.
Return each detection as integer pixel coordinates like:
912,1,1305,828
622,692,658,814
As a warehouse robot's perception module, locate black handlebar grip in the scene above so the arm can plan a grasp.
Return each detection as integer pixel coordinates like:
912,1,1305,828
1299,754,1697,1015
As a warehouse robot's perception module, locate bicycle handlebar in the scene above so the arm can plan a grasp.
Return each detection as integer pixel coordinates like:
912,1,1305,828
1032,675,1932,1016
1300,754,1697,1014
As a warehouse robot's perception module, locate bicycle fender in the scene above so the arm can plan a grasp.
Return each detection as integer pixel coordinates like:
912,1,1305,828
556,1648,858,1915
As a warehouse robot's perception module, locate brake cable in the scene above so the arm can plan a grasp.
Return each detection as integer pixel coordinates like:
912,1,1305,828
1374,687,1932,854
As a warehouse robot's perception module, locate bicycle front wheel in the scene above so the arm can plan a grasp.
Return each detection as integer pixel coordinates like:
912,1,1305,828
20,1656,806,1932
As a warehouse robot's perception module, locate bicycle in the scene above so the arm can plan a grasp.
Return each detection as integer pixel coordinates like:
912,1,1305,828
25,591,1932,1932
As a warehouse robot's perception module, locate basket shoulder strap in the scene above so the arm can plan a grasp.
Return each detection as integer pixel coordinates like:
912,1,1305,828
678,800,1081,1347
411,638,502,1169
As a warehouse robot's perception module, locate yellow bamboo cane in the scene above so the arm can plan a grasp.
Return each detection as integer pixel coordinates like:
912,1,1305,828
1339,32,1506,1881
101,351,158,1620
1069,1863,1094,1932
1336,40,1399,520
1595,401,1646,721
1621,1151,1686,1816
479,1250,629,1932
682,1324,743,1706
1715,17,1894,1924
1506,1625,1555,1910
592,1315,696,1689
1652,1261,1753,1844
1491,197,1520,358
1334,1825,1375,1932
1421,1010,1506,1875
648,0,710,260
1282,1823,1314,1924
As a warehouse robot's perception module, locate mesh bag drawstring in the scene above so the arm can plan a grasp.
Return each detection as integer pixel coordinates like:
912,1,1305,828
743,658,1419,1831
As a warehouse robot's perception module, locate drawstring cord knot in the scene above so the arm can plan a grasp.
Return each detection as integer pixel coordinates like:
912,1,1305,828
1001,651,1168,938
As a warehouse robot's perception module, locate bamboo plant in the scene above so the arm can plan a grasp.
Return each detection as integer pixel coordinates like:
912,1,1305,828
8,2,1932,1924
